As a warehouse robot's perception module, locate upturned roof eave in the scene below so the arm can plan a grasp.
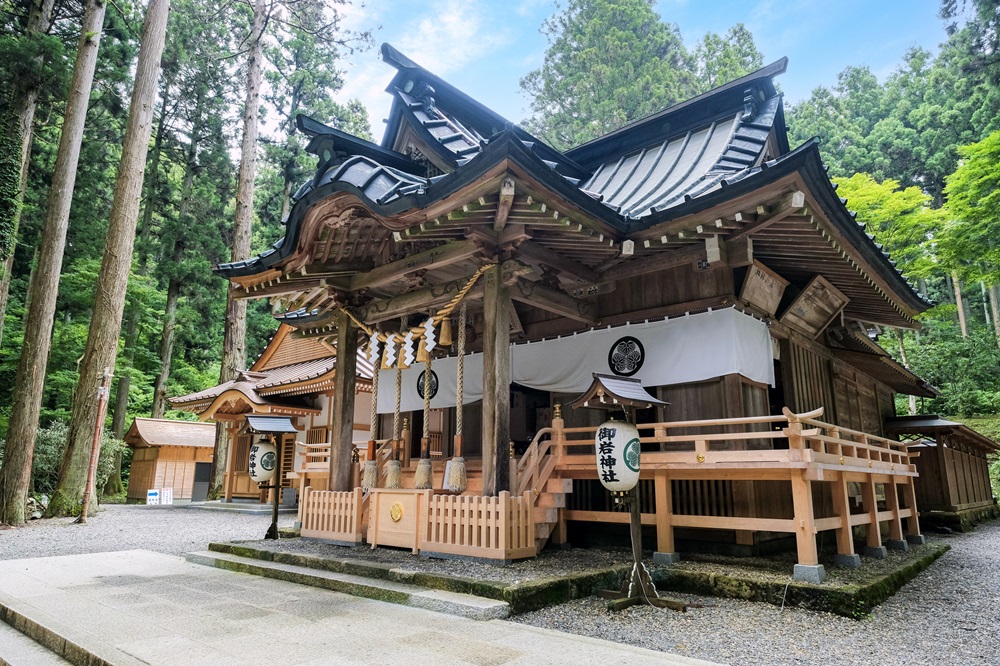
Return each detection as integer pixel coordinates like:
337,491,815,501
627,140,929,317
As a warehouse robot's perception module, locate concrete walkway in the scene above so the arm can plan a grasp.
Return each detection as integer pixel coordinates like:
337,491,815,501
0,551,718,666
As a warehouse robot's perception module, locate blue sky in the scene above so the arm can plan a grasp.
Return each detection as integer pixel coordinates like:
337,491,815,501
333,0,950,144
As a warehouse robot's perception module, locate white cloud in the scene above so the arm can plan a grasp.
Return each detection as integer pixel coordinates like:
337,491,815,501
395,0,511,76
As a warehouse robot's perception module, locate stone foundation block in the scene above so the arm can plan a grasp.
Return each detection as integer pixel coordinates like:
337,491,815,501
886,539,909,552
833,553,862,569
653,552,680,565
863,545,888,559
906,534,926,545
792,564,826,584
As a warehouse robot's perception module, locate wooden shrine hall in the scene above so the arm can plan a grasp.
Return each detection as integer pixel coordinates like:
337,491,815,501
202,43,992,581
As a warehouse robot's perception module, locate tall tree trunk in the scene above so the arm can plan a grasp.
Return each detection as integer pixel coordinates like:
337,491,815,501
47,0,170,518
0,0,105,527
991,285,1000,350
952,271,968,338
210,0,267,500
981,281,990,327
0,0,57,349
150,95,200,420
102,309,136,496
105,91,169,496
150,264,180,418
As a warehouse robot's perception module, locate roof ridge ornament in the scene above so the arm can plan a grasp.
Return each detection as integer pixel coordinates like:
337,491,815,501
742,86,765,122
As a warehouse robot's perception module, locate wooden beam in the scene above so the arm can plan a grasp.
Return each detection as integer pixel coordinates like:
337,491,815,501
599,243,708,282
232,277,326,300
350,239,480,291
357,273,487,324
514,240,598,284
494,177,515,231
726,236,754,267
511,277,597,323
727,190,806,241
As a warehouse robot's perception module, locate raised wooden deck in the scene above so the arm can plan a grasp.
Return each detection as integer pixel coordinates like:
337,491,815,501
293,407,924,577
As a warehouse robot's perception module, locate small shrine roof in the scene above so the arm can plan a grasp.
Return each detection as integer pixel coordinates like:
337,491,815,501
569,373,668,411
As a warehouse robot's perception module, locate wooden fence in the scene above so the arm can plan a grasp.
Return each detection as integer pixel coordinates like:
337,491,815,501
420,491,536,561
300,486,366,544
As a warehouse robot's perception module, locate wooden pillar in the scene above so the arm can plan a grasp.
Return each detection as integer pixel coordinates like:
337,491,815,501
329,310,358,491
790,472,819,566
904,477,922,537
830,472,855,557
654,469,675,554
861,478,882,549
481,263,510,496
884,476,905,542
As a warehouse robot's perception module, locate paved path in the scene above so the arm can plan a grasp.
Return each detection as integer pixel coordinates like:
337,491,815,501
0,550,717,666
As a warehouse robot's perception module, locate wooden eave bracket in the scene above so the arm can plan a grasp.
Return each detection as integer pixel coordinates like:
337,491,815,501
511,276,596,324
494,177,516,231
349,238,481,291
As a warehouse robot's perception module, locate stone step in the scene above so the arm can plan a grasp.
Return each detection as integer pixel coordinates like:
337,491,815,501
0,619,72,666
185,550,509,621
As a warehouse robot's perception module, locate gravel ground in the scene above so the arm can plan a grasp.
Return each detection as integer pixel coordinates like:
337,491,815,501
0,503,295,559
1,505,997,666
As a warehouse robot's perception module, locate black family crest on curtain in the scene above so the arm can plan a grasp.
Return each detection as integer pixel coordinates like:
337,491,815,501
416,370,439,399
608,336,644,376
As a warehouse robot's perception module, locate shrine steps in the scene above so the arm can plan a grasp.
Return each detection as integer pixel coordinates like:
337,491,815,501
533,477,573,551
185,549,510,620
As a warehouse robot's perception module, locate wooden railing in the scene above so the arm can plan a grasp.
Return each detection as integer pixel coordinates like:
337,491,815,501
514,427,558,502
420,491,536,560
549,407,916,476
300,486,365,544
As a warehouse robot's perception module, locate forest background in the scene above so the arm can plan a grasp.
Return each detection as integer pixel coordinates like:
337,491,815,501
0,0,997,517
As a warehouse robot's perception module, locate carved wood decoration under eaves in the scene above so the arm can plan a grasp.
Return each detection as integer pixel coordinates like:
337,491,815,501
779,275,849,339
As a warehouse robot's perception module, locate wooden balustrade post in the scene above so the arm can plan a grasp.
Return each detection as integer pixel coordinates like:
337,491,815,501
499,491,510,555
884,476,908,551
861,478,886,558
830,471,860,568
653,469,679,563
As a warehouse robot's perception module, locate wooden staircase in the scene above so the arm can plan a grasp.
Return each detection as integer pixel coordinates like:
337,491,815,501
516,426,572,551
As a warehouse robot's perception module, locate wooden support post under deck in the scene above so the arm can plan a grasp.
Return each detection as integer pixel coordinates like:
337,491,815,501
884,476,906,547
904,477,922,537
861,478,884,556
654,469,675,555
481,263,511,496
329,310,358,491
790,472,819,566
830,471,859,566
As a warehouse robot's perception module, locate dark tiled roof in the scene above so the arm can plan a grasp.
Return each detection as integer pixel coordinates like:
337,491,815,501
582,95,780,218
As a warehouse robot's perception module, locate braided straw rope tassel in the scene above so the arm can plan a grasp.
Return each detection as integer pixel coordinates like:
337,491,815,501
448,303,468,492
414,353,433,489
361,331,380,490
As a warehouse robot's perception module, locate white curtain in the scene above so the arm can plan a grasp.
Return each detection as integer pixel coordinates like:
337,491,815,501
376,307,774,413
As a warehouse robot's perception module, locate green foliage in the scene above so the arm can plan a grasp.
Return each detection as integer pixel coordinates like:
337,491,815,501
693,23,764,92
833,173,945,279
901,324,1000,417
943,130,1000,278
0,421,125,498
520,0,699,149
788,31,1000,204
